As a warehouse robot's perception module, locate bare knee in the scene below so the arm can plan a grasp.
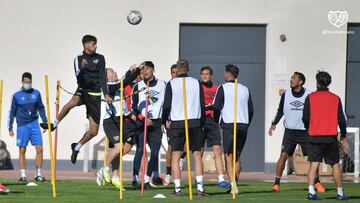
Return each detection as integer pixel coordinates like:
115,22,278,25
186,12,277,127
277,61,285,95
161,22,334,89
279,153,289,162
213,146,222,157
66,98,78,109
35,146,43,154
19,147,26,154
192,151,202,159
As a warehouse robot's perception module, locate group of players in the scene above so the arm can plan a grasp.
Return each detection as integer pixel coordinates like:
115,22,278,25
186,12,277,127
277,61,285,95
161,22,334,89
38,35,253,196
2,34,349,200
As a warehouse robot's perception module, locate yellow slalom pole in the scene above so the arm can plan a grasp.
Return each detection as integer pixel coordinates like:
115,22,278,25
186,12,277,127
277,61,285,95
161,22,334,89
119,79,124,200
0,80,3,138
182,78,193,200
44,75,56,197
102,137,108,186
232,79,238,199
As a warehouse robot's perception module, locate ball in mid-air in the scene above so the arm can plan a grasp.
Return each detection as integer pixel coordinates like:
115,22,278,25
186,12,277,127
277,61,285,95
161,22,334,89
127,10,142,25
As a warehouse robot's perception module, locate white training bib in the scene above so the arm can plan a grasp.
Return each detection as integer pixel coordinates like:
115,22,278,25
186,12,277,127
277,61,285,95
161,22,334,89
169,77,202,121
283,88,311,130
137,79,166,119
103,81,130,119
220,82,250,124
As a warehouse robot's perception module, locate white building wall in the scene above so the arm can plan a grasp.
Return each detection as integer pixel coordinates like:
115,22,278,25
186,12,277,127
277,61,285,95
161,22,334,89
0,0,359,170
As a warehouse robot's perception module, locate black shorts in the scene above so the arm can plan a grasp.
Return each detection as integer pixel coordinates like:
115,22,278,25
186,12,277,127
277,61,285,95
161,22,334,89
281,129,309,156
103,118,137,146
166,128,173,146
308,142,340,165
171,127,204,152
222,124,248,154
75,87,101,124
203,117,221,147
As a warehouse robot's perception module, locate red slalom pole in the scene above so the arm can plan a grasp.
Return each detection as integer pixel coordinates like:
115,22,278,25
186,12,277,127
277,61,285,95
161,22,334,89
54,81,60,179
141,81,150,196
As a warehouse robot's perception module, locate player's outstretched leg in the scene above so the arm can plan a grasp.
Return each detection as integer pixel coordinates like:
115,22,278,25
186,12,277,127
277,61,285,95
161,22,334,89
40,95,80,131
272,152,288,192
71,116,99,164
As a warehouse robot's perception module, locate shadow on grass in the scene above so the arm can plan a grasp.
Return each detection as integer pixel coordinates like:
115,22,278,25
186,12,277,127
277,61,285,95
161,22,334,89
240,190,274,195
7,191,25,194
204,183,250,187
323,195,360,200
3,182,27,186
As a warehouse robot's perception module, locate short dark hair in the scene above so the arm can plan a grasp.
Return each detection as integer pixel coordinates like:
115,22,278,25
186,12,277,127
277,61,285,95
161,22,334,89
82,35,97,45
225,64,239,78
144,61,155,69
22,72,32,81
316,71,332,87
176,59,189,70
294,71,306,86
170,64,177,70
200,66,213,76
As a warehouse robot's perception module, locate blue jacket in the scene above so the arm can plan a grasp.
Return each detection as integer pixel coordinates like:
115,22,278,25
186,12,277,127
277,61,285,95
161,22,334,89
8,88,47,131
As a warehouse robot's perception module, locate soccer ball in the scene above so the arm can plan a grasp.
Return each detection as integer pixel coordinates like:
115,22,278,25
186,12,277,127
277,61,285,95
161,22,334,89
127,10,142,25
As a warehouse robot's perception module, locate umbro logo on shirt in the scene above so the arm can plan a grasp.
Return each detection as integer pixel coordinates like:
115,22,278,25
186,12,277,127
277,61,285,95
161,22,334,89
290,100,304,110
93,59,99,64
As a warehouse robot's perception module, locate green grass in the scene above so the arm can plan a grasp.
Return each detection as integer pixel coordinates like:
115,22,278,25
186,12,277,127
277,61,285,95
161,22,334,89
0,179,359,203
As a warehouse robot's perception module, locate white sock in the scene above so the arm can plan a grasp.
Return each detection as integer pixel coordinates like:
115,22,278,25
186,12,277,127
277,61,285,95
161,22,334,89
174,179,181,192
53,119,59,127
144,175,151,183
75,143,82,151
337,187,344,196
218,174,225,183
103,166,110,172
36,168,42,177
20,169,26,178
133,175,138,182
308,186,316,195
231,181,238,193
196,175,204,192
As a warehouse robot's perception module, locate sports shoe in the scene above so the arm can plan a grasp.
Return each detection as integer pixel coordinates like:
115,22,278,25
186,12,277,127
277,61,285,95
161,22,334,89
96,168,104,186
40,123,56,131
337,193,348,200
71,143,79,164
152,177,163,185
308,193,321,200
179,159,185,171
218,181,231,188
111,176,120,189
144,182,152,190
0,183,10,194
132,181,141,190
34,176,47,182
171,190,182,196
226,186,239,194
272,184,280,192
102,167,111,183
18,177,27,183
315,182,325,193
163,174,171,187
197,190,210,197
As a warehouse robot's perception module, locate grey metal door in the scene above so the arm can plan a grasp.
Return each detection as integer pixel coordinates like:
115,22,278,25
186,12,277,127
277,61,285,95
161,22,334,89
180,24,266,172
346,24,360,127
